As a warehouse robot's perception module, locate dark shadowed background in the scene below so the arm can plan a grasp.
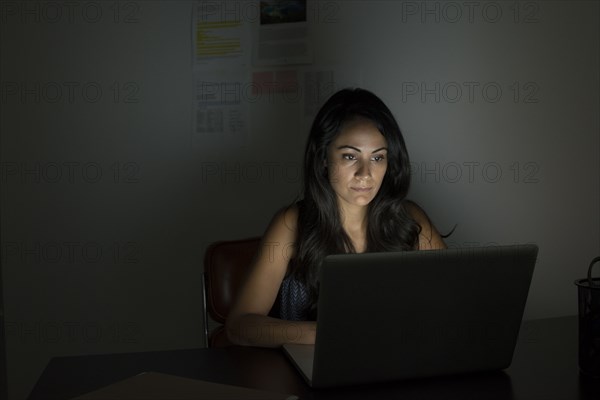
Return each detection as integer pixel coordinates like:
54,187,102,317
1,1,598,399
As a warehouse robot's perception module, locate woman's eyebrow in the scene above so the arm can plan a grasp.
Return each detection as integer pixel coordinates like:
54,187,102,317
336,145,388,153
372,147,388,153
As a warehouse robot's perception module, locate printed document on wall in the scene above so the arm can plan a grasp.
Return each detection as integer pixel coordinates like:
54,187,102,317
254,0,312,66
192,70,248,151
192,1,253,68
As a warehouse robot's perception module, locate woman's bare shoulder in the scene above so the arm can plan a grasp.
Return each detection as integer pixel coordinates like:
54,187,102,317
264,203,299,241
403,199,427,224
403,199,447,250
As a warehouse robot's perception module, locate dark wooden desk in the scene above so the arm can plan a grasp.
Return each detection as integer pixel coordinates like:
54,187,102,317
28,316,600,400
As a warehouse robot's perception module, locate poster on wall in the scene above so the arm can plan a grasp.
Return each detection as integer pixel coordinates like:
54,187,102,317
192,1,252,68
253,0,313,66
191,1,253,149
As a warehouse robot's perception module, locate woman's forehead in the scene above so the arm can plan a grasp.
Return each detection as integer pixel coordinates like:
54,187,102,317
331,119,387,149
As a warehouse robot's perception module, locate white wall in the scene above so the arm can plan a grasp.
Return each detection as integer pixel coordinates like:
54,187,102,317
1,1,598,399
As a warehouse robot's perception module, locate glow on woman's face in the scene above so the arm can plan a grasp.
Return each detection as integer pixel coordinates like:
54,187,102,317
326,118,388,210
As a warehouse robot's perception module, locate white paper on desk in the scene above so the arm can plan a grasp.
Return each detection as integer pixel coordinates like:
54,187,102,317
71,371,299,400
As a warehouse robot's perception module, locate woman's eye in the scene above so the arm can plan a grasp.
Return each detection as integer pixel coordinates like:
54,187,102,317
372,155,385,162
342,154,356,160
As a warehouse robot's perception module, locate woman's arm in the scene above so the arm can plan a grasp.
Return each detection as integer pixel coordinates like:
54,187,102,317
225,206,317,347
405,201,447,250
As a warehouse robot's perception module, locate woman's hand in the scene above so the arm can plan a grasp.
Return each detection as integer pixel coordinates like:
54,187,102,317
226,314,316,347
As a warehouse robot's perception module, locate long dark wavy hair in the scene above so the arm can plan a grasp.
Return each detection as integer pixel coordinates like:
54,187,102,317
288,88,421,318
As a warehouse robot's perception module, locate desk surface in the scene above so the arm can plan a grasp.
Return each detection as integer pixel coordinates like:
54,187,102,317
28,316,600,400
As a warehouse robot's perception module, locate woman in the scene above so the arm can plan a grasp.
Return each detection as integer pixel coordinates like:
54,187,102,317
226,88,447,347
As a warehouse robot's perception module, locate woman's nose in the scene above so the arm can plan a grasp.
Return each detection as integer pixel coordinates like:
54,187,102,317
354,160,371,179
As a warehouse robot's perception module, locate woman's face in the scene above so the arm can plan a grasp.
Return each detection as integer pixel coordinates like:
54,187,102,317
326,118,388,210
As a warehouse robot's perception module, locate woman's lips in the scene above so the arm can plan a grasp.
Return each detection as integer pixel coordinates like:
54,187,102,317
351,187,372,192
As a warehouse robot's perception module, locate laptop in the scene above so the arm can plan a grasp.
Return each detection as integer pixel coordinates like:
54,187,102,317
282,244,538,388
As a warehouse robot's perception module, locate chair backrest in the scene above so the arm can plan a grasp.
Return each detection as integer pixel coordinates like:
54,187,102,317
203,237,261,324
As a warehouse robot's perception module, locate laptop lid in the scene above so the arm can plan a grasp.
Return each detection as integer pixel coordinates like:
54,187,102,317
284,244,538,388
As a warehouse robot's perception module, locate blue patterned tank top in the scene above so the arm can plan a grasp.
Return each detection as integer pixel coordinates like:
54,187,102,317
274,274,313,321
